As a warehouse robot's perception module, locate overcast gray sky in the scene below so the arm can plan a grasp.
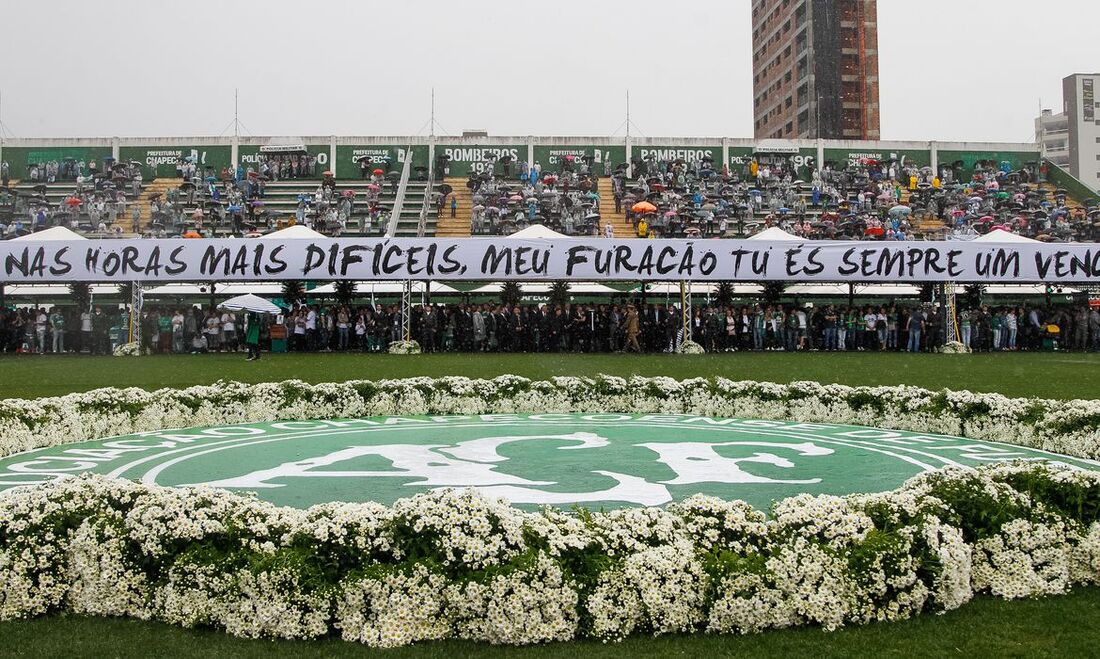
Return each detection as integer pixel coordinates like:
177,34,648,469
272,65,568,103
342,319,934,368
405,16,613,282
0,1,1095,142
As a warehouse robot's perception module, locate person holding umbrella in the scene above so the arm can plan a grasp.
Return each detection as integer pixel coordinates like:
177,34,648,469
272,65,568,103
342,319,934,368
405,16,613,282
245,312,262,361
219,294,279,361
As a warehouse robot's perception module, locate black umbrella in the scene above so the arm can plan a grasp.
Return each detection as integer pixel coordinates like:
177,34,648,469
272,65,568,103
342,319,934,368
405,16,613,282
438,183,453,196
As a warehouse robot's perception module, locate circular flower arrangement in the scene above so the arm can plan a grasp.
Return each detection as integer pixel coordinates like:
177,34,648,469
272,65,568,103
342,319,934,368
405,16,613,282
1,376,1099,648
677,340,706,354
937,341,972,355
387,340,422,355
111,342,144,357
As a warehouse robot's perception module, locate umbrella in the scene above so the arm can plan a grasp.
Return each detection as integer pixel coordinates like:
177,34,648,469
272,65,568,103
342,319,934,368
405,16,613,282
342,190,357,198
182,231,202,238
373,168,384,176
632,201,657,213
323,170,334,177
438,184,454,196
509,194,523,202
218,294,281,314
387,171,401,180
64,197,83,207
367,184,380,192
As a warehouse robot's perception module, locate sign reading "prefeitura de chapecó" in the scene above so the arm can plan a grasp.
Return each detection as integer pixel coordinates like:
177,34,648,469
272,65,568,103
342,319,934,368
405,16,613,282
5,238,1100,283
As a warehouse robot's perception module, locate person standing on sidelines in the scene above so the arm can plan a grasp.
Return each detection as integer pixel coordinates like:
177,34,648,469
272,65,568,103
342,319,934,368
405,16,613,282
245,312,262,361
907,307,924,353
49,308,65,353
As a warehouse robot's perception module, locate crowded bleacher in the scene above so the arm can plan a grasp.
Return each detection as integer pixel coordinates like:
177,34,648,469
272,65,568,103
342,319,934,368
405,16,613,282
2,146,1097,243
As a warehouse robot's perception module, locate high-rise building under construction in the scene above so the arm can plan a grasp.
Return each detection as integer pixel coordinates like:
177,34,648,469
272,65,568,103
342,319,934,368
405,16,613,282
752,0,880,140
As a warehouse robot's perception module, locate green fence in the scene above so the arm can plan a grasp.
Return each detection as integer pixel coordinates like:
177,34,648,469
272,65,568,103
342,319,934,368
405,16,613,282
237,144,331,178
938,149,1038,175
119,145,232,180
437,145,525,177
822,147,931,170
1044,160,1098,204
334,145,428,180
1,145,112,180
532,145,625,175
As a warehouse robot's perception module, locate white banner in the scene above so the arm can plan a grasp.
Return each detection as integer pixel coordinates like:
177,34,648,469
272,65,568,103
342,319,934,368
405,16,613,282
3,238,1100,283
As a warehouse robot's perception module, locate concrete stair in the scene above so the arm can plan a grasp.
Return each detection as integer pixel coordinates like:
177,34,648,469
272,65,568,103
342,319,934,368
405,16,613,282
435,177,473,238
137,177,182,233
597,177,633,238
1038,182,1087,211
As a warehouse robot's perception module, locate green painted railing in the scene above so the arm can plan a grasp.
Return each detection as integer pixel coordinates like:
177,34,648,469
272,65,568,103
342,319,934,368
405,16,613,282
1044,159,1097,205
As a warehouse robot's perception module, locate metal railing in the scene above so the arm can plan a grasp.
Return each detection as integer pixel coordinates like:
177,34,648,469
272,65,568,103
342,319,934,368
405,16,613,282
415,154,435,238
384,145,414,237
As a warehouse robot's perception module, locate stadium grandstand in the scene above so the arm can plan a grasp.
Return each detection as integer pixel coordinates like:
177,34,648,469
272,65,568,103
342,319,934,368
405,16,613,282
2,135,1095,243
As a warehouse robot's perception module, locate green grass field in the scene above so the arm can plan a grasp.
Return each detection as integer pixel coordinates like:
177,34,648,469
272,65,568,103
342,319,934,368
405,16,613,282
3,588,1098,658
1,351,1098,399
2,351,1098,656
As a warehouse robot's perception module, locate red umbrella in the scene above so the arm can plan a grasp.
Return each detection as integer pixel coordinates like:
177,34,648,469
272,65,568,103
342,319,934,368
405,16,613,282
373,168,384,176
64,197,82,206
323,170,334,177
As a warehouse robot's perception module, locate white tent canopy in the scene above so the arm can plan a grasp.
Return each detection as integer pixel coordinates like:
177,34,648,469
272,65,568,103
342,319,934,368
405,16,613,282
218,294,281,314
309,281,459,294
508,224,568,240
12,226,88,241
143,283,210,296
747,227,801,241
469,282,621,295
627,283,765,295
257,225,326,240
2,284,115,297
216,283,286,296
973,228,1040,244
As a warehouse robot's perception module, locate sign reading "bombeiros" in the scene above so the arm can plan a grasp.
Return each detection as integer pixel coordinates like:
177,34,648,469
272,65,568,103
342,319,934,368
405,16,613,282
5,237,1100,283
1,414,1095,510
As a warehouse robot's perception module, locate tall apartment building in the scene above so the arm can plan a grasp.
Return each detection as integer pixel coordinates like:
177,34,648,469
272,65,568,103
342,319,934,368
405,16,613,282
752,0,880,141
1062,73,1100,192
1035,109,1071,170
